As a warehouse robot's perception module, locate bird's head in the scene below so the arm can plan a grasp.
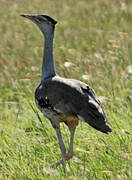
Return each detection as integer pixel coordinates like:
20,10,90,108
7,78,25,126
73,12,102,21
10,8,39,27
21,14,57,35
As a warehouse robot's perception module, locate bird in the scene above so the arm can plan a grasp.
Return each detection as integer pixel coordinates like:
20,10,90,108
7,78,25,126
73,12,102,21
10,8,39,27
21,14,112,173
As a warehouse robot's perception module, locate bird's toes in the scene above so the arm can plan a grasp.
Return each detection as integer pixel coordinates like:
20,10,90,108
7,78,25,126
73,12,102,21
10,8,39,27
50,163,56,169
51,159,63,169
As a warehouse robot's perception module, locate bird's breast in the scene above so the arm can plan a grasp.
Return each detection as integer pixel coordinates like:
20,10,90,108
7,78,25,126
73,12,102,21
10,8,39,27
42,107,79,128
35,97,79,128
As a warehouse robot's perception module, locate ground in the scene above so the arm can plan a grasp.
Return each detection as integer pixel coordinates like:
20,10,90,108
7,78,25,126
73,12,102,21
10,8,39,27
0,0,132,179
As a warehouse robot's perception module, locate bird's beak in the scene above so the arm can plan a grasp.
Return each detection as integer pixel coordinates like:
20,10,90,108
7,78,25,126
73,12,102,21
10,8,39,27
20,14,40,25
20,14,26,18
21,14,30,18
20,14,36,20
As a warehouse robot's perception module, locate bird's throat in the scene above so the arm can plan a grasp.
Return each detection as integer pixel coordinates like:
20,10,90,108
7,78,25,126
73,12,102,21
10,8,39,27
42,32,56,81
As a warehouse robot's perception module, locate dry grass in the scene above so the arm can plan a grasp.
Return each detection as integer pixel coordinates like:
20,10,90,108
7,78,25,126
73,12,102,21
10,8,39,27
0,0,132,179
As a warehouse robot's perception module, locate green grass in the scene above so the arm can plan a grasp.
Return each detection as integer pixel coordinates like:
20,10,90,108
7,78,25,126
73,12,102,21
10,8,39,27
0,0,132,179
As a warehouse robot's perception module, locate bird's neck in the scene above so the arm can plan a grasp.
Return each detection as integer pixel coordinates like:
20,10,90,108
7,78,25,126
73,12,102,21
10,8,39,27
42,31,56,81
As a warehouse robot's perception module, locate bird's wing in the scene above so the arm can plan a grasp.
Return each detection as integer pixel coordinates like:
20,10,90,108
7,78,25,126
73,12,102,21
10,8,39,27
35,76,111,133
35,76,83,115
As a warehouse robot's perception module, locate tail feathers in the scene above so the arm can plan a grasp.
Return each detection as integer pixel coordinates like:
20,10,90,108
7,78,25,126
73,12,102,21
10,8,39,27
99,124,112,134
77,114,112,134
89,122,112,134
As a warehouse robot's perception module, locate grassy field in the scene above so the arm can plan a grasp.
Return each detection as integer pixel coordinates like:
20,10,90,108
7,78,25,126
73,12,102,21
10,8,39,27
0,0,132,179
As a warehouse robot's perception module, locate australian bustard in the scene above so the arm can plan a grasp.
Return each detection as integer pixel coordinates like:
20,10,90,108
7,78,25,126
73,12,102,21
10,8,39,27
21,14,112,173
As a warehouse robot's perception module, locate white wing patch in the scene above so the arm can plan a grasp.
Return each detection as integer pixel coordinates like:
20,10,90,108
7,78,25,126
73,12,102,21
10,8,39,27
45,96,48,100
39,85,43,89
89,99,97,107
77,115,85,122
98,107,103,114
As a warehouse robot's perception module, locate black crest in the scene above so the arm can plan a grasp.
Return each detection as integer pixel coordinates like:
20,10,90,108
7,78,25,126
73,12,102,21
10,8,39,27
40,15,57,25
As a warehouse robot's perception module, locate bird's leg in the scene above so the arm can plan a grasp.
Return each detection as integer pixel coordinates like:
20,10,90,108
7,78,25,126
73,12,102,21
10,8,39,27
51,127,66,173
65,127,76,160
51,126,76,169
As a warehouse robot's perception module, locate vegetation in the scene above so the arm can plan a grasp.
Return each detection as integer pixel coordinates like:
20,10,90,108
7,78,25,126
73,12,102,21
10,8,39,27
0,0,132,179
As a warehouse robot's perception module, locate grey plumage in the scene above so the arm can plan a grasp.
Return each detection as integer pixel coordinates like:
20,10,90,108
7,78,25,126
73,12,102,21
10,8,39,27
35,76,111,133
21,14,112,173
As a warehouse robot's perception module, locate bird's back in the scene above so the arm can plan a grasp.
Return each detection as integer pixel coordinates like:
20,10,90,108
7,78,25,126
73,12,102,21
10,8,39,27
35,76,112,133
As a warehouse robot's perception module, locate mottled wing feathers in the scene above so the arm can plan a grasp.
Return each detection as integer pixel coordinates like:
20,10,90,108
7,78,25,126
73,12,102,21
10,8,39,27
35,76,112,133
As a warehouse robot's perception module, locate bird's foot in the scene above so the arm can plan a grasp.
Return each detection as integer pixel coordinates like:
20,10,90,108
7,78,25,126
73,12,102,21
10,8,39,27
51,159,66,175
51,159,63,169
50,152,73,169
